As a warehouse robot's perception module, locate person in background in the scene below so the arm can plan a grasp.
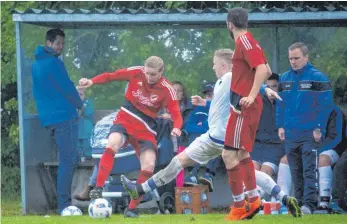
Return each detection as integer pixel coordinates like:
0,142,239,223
77,87,95,162
314,104,347,214
277,42,333,214
32,28,83,214
184,81,219,192
171,81,194,187
251,73,285,178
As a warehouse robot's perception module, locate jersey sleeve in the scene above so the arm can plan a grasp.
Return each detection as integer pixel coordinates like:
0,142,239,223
164,84,183,129
239,35,267,69
91,66,144,84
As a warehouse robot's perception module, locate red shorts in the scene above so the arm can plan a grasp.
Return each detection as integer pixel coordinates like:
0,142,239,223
225,95,263,152
110,109,157,157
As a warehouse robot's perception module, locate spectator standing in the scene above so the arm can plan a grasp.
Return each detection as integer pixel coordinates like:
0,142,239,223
276,42,333,214
32,29,83,214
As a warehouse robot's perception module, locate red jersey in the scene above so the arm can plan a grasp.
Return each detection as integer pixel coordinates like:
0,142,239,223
91,66,183,129
231,32,267,97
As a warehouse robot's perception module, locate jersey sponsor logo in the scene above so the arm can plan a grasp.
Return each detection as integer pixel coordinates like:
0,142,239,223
137,82,143,86
132,89,155,107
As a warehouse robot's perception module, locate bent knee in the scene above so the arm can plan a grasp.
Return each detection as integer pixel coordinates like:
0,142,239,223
319,154,332,167
106,132,125,150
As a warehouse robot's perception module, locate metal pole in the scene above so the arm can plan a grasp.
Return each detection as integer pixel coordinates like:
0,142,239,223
15,21,27,214
271,27,279,73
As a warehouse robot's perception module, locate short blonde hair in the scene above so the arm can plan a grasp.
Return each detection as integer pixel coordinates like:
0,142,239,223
214,49,234,65
145,56,164,72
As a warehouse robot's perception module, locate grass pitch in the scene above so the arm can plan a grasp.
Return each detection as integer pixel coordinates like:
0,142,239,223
2,200,346,224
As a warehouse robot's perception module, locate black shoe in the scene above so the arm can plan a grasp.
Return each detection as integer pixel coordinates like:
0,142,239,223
89,187,103,200
124,208,139,218
313,205,332,214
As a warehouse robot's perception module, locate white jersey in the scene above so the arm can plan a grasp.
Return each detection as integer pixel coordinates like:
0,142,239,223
207,72,232,144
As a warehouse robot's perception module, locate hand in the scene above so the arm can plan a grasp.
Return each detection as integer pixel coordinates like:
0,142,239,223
265,88,282,101
158,113,172,120
239,95,255,108
278,128,285,141
191,95,206,106
313,129,322,142
171,128,181,137
79,78,93,88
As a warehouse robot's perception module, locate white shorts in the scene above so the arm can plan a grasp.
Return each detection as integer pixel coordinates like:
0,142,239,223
185,132,224,164
320,149,339,165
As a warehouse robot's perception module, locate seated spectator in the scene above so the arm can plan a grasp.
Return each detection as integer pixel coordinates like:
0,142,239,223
183,81,218,191
171,81,194,187
77,87,95,162
251,73,285,177
315,105,347,214
277,155,292,196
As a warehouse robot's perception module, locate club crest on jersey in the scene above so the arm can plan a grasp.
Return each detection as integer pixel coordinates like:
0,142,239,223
137,82,143,86
150,94,159,102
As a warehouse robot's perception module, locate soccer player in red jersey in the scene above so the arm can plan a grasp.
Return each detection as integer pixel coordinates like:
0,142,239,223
79,56,182,217
224,8,272,220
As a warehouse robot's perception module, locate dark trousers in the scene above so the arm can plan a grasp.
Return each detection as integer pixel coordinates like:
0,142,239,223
333,151,347,210
285,136,320,211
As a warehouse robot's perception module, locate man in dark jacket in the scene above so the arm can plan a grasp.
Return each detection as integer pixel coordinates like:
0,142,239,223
315,105,347,213
32,29,83,214
251,73,285,177
276,42,333,214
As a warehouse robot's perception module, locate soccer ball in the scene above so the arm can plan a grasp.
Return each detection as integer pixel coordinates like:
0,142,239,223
61,206,82,216
88,198,112,219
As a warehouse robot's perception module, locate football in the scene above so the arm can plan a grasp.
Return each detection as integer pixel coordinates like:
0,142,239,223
88,198,112,219
61,206,82,216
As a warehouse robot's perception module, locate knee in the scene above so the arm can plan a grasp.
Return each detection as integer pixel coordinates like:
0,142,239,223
280,155,288,164
106,132,124,151
319,154,332,167
141,160,156,172
222,150,238,168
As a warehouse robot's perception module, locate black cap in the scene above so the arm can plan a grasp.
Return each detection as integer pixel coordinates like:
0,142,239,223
201,81,215,94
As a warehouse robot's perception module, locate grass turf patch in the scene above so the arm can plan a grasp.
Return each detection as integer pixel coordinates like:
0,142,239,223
1,214,347,224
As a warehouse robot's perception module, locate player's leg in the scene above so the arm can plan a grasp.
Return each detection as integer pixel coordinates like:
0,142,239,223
90,125,126,199
122,133,221,200
122,150,196,200
255,170,301,217
277,155,292,195
315,149,339,213
300,140,320,214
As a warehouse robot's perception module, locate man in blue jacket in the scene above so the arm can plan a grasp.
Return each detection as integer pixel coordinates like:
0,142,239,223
32,28,83,214
276,42,333,214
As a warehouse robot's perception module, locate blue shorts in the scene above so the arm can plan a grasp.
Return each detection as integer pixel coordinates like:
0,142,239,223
250,142,285,173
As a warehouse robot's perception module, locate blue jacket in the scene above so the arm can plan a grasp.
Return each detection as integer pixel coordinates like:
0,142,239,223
78,99,95,139
321,105,347,155
32,46,82,126
276,63,333,139
256,95,281,144
184,102,210,143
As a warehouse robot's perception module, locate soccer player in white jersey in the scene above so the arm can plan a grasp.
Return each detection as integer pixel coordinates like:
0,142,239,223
121,49,301,218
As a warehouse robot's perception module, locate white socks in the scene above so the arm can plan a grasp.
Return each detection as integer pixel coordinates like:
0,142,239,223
277,163,292,195
319,166,332,207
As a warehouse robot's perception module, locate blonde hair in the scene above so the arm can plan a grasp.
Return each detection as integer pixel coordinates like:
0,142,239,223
145,56,164,72
214,49,234,65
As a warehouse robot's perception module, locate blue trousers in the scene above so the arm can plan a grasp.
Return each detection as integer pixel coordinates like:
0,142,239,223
47,118,78,213
285,135,320,211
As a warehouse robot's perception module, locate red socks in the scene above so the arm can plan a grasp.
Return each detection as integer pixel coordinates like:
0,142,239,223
128,170,153,209
227,164,245,207
96,148,115,187
239,157,258,203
